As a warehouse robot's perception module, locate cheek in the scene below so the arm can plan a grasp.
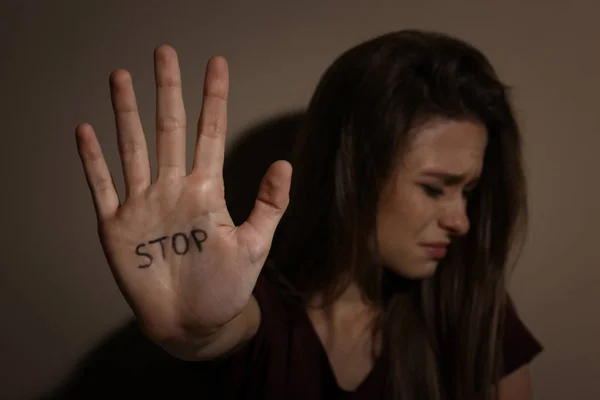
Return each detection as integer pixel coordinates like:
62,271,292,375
396,189,436,235
378,189,433,251
406,191,437,233
377,189,440,277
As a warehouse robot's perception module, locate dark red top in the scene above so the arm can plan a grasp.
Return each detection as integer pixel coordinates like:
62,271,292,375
47,274,543,399
223,275,543,399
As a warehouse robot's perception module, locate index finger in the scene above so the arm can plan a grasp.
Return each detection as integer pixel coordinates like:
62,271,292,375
192,56,229,176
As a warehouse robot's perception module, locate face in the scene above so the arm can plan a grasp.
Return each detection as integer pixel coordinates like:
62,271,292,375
376,117,488,279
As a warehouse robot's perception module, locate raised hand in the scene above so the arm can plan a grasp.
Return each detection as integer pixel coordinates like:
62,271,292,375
75,45,292,344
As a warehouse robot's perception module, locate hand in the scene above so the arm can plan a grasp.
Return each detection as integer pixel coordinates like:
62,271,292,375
75,45,292,343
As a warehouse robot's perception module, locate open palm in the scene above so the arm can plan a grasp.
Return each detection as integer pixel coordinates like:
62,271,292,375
75,46,291,343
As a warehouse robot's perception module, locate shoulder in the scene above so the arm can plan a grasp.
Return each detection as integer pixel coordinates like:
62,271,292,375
252,272,295,333
501,296,543,377
228,269,304,363
220,270,312,397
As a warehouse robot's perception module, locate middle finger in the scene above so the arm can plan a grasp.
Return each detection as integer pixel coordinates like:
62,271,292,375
154,45,187,180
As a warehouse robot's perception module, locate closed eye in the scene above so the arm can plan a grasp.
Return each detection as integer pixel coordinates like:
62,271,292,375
421,184,444,198
421,184,476,201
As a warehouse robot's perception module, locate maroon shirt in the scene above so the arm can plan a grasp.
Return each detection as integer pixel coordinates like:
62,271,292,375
47,274,542,399
223,275,543,399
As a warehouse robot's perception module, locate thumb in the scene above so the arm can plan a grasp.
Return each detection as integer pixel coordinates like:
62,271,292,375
239,160,292,259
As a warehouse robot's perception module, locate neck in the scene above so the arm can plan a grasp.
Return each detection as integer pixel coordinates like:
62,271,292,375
309,280,378,327
307,280,382,358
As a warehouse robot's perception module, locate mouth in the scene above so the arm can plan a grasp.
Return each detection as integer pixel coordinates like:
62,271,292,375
420,244,448,259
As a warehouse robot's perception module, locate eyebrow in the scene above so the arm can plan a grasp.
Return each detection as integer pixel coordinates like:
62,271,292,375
422,171,480,187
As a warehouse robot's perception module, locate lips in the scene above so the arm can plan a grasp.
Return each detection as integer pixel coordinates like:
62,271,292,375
421,243,448,259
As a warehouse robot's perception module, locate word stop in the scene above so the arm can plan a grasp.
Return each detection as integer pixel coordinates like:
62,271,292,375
135,229,208,268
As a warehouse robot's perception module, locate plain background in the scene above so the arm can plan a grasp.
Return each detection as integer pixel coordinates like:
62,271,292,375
1,1,598,398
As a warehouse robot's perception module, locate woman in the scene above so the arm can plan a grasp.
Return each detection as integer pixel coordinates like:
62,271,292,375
75,30,542,399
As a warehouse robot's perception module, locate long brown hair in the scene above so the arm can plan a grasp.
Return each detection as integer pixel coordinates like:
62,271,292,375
268,30,528,400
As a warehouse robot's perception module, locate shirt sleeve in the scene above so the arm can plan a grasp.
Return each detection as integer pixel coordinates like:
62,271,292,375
224,273,292,396
502,296,543,376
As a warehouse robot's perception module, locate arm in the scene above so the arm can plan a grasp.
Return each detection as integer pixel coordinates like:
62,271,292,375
499,365,533,400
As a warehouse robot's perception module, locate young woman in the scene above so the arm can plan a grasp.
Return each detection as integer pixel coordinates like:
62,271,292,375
75,30,542,399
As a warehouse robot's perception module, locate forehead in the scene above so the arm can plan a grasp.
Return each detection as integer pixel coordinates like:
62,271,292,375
402,118,488,174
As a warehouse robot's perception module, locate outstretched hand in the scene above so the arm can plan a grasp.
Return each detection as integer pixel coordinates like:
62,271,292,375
75,45,292,342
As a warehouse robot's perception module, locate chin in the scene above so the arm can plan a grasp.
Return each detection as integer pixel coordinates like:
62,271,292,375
385,260,439,280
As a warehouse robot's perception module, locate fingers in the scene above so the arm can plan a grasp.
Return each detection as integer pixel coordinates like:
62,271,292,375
192,56,229,177
75,123,120,220
109,70,151,197
241,161,292,261
154,45,187,179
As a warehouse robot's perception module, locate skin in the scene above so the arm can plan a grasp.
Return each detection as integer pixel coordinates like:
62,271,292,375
310,118,534,398
376,117,486,279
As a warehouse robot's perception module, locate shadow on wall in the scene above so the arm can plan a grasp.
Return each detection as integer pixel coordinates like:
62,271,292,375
39,111,304,399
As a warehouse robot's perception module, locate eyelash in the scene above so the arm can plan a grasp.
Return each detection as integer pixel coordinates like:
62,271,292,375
421,184,473,199
421,184,444,198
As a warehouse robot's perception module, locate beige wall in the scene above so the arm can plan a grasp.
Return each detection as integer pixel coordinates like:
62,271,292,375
1,1,598,398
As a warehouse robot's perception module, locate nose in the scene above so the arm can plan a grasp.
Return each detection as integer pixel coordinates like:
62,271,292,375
439,199,470,237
